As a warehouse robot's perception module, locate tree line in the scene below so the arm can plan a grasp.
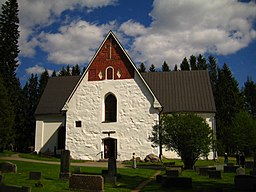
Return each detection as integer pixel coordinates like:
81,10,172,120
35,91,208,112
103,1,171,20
0,0,256,156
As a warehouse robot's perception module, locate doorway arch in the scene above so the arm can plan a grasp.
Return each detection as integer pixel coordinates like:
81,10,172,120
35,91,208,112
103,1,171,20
102,137,117,159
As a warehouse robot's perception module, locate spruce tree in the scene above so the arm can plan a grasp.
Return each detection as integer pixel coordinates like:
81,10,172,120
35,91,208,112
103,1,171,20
197,54,207,70
208,55,218,96
189,55,197,70
38,69,49,98
149,64,156,72
180,57,190,71
138,63,146,73
243,77,256,117
162,61,170,72
72,64,81,76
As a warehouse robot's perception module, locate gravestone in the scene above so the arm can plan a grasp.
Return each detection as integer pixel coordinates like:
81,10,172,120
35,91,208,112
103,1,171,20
29,172,41,180
69,174,104,192
59,150,70,179
224,165,239,173
162,176,192,189
0,174,3,185
234,175,256,191
236,167,245,175
0,185,31,192
166,166,182,174
166,169,179,177
106,157,117,185
208,170,221,179
199,167,216,176
0,162,17,173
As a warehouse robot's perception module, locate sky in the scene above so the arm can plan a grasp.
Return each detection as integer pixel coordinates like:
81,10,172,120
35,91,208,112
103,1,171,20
1,0,256,87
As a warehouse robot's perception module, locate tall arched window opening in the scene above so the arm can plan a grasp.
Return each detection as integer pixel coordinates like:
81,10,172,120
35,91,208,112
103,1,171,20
106,67,114,80
105,94,117,122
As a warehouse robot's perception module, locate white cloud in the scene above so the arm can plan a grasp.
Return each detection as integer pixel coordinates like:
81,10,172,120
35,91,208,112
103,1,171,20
120,20,147,37
128,0,256,68
39,20,116,64
26,65,45,75
11,0,117,58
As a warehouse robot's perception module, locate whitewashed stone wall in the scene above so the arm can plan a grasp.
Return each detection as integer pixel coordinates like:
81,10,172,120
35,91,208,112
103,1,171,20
65,72,159,160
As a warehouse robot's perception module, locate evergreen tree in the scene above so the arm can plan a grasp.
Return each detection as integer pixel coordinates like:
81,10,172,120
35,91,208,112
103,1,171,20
52,70,57,77
180,57,190,71
243,77,256,117
149,64,156,72
72,64,81,76
197,54,207,70
138,63,146,73
189,55,197,70
0,0,19,80
0,75,14,151
162,61,170,72
215,64,243,153
208,55,218,96
38,69,49,98
173,64,178,71
66,65,71,76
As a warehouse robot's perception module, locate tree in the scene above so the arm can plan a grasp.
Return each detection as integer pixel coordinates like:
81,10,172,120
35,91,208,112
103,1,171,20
173,64,178,71
138,63,146,73
189,55,197,70
232,111,256,154
149,64,156,72
243,78,256,117
151,113,212,169
180,57,190,71
197,54,207,70
72,64,81,76
215,64,243,153
38,69,49,97
162,61,170,72
52,70,57,77
0,0,19,80
208,55,218,96
0,75,14,151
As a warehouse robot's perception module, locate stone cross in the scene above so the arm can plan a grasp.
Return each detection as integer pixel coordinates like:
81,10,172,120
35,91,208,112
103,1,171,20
59,150,71,179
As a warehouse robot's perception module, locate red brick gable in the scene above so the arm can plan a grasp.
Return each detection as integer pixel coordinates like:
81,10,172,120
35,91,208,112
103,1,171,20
88,34,134,81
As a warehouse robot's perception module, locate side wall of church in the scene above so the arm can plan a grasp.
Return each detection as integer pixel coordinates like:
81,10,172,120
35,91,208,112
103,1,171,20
65,72,159,160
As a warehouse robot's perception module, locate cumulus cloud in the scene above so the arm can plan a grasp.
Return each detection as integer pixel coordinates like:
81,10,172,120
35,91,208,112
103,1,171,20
128,0,256,68
26,65,46,75
39,20,116,64
13,0,117,58
120,20,147,37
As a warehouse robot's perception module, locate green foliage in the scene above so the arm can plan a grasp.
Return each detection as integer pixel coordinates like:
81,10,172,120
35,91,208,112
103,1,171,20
189,55,197,70
149,64,156,72
0,76,15,150
38,69,49,97
151,113,212,169
232,111,256,153
161,61,170,72
197,54,208,70
72,64,81,75
180,57,190,71
138,62,146,73
243,77,256,117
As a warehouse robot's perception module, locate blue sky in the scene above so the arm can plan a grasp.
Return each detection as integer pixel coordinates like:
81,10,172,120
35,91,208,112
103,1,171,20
1,0,256,87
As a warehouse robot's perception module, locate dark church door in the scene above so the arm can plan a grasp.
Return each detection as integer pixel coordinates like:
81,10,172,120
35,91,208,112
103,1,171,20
103,138,117,159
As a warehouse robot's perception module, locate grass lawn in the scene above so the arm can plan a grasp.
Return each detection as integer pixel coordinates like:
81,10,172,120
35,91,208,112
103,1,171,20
0,153,253,191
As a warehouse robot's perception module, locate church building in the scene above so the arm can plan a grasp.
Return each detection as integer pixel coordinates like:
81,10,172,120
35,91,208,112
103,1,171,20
35,31,216,160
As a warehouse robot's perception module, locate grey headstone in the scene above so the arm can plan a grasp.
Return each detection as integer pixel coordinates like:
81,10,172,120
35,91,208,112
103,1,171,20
166,169,179,177
236,167,245,175
69,174,104,191
199,167,216,176
29,172,41,180
208,170,221,179
108,157,116,177
0,185,31,192
0,162,17,173
162,176,192,189
59,150,70,179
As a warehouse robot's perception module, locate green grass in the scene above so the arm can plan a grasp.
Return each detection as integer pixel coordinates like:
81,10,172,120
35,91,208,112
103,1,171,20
0,154,253,191
0,159,157,192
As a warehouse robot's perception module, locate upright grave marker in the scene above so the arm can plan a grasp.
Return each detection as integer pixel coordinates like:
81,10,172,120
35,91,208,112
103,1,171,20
59,150,70,179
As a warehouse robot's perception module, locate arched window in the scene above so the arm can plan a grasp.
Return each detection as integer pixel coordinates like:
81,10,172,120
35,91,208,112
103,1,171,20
106,67,114,80
105,94,117,122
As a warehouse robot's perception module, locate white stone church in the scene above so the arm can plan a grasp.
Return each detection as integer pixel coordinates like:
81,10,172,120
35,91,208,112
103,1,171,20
35,31,216,161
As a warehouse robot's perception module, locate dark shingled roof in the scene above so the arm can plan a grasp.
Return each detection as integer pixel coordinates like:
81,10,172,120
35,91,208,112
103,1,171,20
35,76,80,115
36,70,216,115
142,70,216,113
